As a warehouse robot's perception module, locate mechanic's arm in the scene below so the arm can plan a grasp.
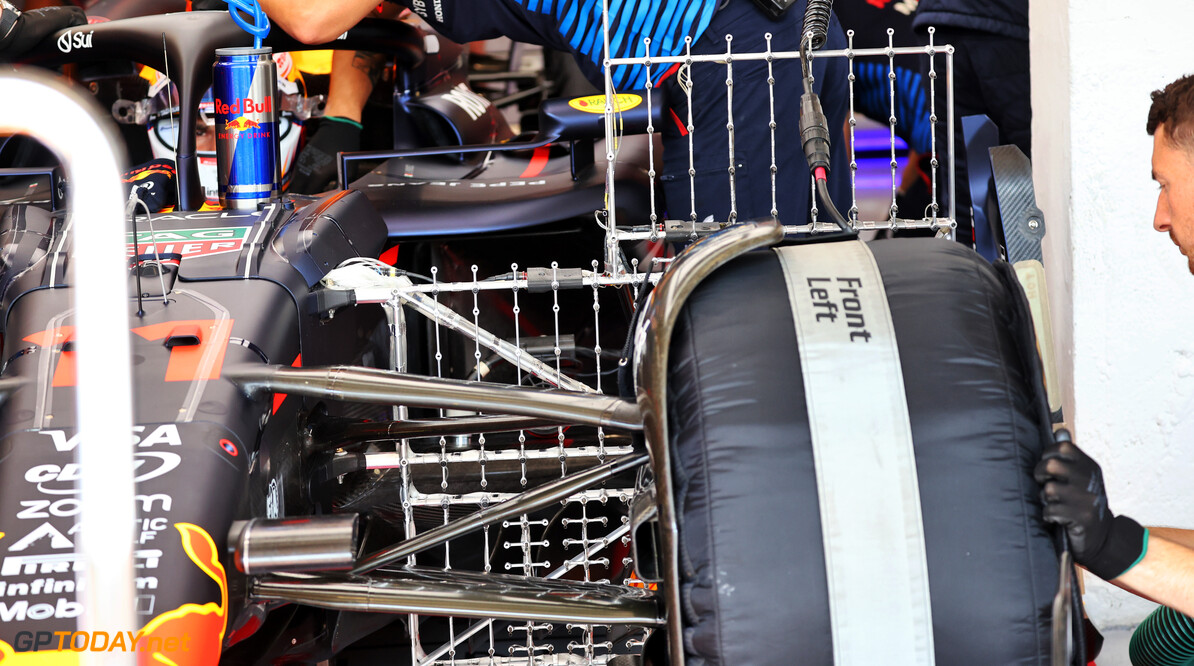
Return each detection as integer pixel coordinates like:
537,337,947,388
325,50,382,121
257,0,382,44
1112,535,1194,616
1149,527,1194,550
286,48,378,193
0,2,86,59
1035,436,1194,615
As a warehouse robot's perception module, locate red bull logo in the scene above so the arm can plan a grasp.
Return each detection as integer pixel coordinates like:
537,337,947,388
213,97,273,116
0,523,226,665
224,117,261,131
134,523,227,665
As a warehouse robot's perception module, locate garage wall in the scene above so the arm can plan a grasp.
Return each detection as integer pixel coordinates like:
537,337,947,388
1031,0,1194,629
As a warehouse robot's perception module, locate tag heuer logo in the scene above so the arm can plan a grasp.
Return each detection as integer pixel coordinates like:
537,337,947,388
126,226,250,260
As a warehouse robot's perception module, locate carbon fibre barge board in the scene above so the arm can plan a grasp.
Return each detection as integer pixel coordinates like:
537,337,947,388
990,145,1063,420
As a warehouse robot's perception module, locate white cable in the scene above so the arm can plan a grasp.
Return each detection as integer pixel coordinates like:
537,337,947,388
135,197,170,304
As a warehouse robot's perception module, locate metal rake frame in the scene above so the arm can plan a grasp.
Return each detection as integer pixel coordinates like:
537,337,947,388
252,14,961,666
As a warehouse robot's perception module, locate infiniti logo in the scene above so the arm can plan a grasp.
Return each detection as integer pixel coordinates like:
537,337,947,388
56,29,93,54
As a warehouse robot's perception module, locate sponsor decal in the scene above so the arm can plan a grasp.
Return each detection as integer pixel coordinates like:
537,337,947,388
0,524,225,664
134,524,227,665
199,157,219,204
0,597,80,623
151,210,253,221
213,97,272,116
10,494,167,527
5,523,71,552
2,547,163,575
16,425,182,495
440,83,491,121
410,0,445,23
223,116,261,132
55,30,93,54
0,574,158,596
365,179,548,189
568,93,642,114
24,452,181,495
39,424,183,453
126,226,249,260
273,52,294,79
214,97,274,141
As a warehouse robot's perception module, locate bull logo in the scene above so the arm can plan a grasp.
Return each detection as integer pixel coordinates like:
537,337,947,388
223,117,260,131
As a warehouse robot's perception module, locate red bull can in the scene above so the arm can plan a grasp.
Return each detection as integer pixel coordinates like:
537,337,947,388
213,46,279,210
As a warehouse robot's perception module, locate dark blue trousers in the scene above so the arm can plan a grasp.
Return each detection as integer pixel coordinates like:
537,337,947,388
659,0,850,225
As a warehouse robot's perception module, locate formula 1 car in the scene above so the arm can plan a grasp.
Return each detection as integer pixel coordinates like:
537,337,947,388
0,9,660,664
0,6,1087,666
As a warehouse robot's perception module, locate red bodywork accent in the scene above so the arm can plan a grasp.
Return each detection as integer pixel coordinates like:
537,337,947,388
379,245,400,266
272,354,302,414
519,145,552,179
132,319,234,382
23,326,76,387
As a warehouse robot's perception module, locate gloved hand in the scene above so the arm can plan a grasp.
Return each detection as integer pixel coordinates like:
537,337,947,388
288,116,362,194
0,3,87,59
123,159,177,214
1034,431,1148,581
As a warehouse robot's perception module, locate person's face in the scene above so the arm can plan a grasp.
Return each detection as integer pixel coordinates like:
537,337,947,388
1152,123,1194,274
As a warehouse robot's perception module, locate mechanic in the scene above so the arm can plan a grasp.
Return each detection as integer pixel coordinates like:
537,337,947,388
288,3,403,194
0,0,85,59
834,0,935,224
257,0,851,225
912,0,1029,156
1034,73,1194,617
912,0,1027,245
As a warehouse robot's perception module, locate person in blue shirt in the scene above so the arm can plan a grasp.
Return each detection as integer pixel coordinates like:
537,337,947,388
835,0,936,225
259,0,851,226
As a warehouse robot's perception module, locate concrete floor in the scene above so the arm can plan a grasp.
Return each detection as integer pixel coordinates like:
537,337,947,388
1096,627,1135,666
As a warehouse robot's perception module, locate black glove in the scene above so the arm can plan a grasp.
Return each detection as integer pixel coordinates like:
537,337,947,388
288,116,361,195
0,3,87,59
123,159,177,214
1034,431,1148,581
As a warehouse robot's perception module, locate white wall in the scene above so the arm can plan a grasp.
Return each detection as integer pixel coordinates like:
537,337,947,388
1031,0,1194,630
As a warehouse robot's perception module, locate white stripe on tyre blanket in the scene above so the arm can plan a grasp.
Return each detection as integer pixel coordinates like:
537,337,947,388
775,240,935,665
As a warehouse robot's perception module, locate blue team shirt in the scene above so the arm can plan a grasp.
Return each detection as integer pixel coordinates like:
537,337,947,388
398,0,718,90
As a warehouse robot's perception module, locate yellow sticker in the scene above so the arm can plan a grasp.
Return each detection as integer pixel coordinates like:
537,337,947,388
568,93,643,114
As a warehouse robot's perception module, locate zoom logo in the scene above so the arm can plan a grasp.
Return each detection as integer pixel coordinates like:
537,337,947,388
56,30,93,54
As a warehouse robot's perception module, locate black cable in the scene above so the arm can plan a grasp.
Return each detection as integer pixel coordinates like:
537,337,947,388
816,177,853,234
797,0,853,235
397,269,435,284
801,0,834,51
